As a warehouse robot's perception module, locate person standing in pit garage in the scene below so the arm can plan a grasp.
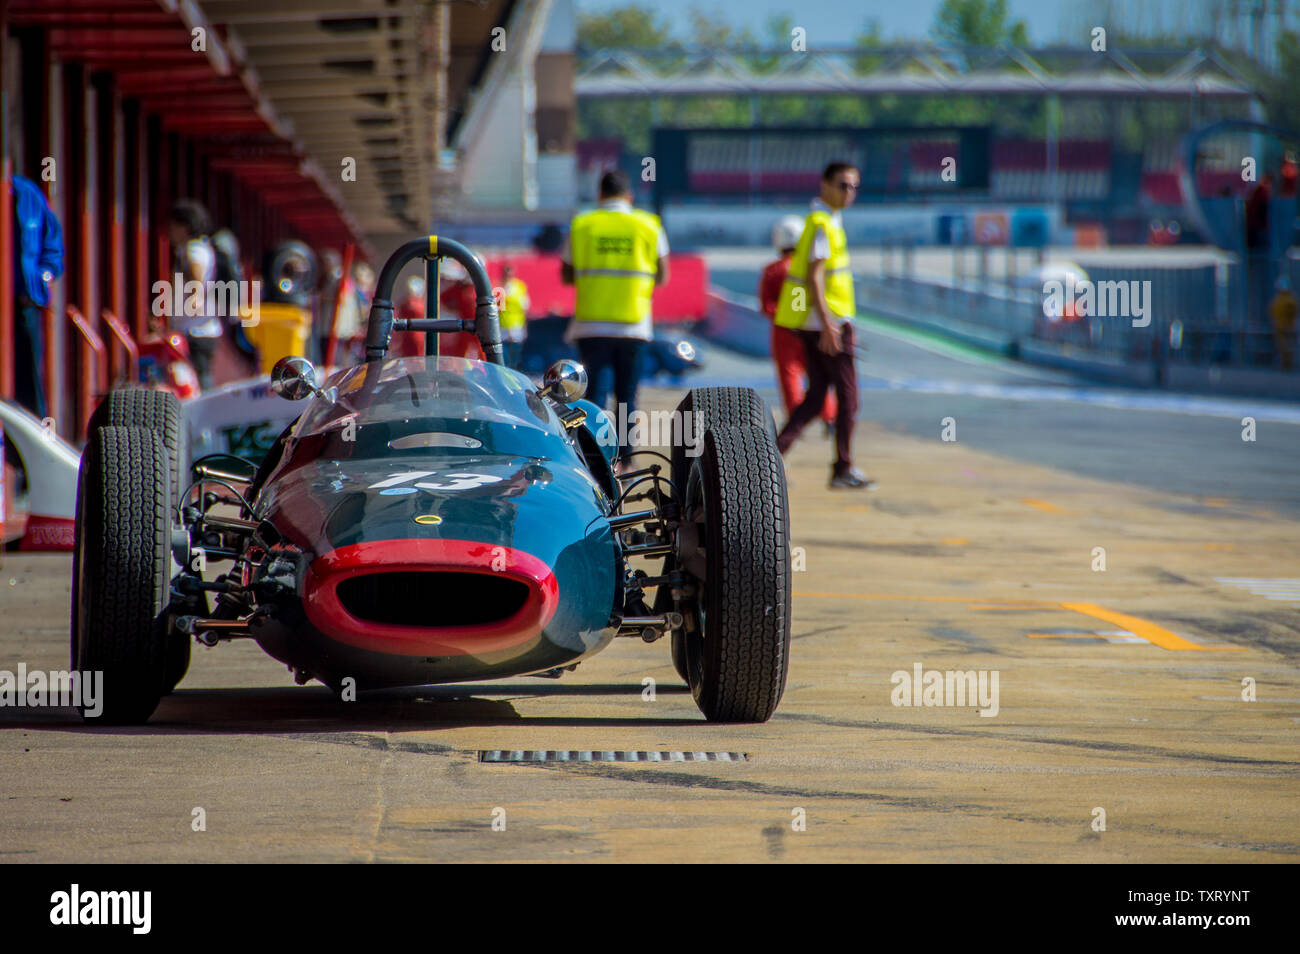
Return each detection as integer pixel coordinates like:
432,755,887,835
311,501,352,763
561,170,669,458
773,161,874,490
165,200,221,390
761,214,836,436
11,173,64,419
498,263,531,369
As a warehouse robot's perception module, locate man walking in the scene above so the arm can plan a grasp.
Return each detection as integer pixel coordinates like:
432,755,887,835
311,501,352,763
562,170,669,457
773,161,874,489
761,214,836,434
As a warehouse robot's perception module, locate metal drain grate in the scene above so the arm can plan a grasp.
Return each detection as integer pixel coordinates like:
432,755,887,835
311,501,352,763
478,750,748,763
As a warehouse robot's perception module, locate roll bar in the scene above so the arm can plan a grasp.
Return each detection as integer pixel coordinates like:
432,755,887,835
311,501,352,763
363,235,504,366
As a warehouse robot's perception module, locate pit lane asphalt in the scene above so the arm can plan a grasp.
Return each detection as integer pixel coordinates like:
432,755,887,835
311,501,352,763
1,323,1297,862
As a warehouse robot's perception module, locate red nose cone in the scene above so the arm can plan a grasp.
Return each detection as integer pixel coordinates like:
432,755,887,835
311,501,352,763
303,538,558,656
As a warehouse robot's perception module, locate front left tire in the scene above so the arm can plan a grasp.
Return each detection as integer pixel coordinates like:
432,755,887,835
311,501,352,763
71,426,174,724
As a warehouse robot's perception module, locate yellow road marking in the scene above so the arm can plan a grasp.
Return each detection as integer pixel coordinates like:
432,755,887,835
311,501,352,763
1019,498,1066,514
940,537,969,545
1059,602,1244,651
793,591,1053,606
791,592,1246,652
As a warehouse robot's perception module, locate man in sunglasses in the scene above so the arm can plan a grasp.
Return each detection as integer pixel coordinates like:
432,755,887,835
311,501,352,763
773,161,875,489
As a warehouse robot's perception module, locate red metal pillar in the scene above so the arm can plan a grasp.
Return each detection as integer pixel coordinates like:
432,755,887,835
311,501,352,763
67,304,103,435
125,100,149,341
44,48,66,434
106,80,127,383
154,126,172,306
0,157,13,403
248,183,262,268
182,138,195,198
75,65,102,435
202,150,216,222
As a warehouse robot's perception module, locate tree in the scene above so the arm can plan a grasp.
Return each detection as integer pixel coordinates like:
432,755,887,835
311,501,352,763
685,6,756,51
575,5,673,152
930,0,1029,47
575,0,1042,155
1265,30,1300,132
576,5,671,51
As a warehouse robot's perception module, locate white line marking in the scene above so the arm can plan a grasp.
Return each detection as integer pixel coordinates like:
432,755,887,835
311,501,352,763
1216,578,1300,603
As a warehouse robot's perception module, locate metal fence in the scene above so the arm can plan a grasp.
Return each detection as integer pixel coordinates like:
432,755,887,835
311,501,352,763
861,247,1297,373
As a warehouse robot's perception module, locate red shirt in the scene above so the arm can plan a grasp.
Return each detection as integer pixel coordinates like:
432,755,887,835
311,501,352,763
1282,159,1298,198
759,256,791,319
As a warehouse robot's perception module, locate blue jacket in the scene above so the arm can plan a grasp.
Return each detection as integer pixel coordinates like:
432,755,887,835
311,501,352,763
13,174,64,307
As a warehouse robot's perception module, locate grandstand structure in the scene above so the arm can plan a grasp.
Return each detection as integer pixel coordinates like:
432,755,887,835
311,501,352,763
577,44,1261,240
575,44,1256,102
655,126,991,200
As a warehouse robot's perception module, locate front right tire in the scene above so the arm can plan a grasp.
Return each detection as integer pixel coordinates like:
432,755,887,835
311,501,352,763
677,424,792,723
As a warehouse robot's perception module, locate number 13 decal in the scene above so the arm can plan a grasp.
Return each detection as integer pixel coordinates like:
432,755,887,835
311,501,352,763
370,471,503,493
415,473,503,491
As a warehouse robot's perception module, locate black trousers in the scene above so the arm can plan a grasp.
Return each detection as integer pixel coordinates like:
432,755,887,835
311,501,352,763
186,333,218,390
13,302,46,419
776,321,859,474
576,336,644,455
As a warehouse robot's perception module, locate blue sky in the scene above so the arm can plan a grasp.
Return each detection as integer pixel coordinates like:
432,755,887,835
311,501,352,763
574,0,1074,45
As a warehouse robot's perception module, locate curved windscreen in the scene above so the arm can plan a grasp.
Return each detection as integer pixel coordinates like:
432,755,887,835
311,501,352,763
292,356,566,458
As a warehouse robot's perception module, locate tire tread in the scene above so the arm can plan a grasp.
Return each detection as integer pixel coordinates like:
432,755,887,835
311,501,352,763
74,426,172,723
695,425,791,722
89,388,188,506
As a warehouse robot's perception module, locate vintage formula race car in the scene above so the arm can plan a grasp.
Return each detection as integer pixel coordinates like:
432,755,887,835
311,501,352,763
71,236,792,724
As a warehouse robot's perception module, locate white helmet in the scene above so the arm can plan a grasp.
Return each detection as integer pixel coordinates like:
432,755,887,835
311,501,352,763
771,215,804,252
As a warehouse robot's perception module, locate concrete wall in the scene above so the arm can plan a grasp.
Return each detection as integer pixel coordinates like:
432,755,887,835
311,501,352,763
662,202,1067,249
451,0,575,217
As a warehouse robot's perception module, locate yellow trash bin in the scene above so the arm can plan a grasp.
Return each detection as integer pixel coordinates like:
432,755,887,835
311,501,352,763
241,301,312,375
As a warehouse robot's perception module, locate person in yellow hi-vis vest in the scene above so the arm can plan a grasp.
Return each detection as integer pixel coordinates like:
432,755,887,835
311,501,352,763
499,263,531,369
774,161,875,489
561,170,670,457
